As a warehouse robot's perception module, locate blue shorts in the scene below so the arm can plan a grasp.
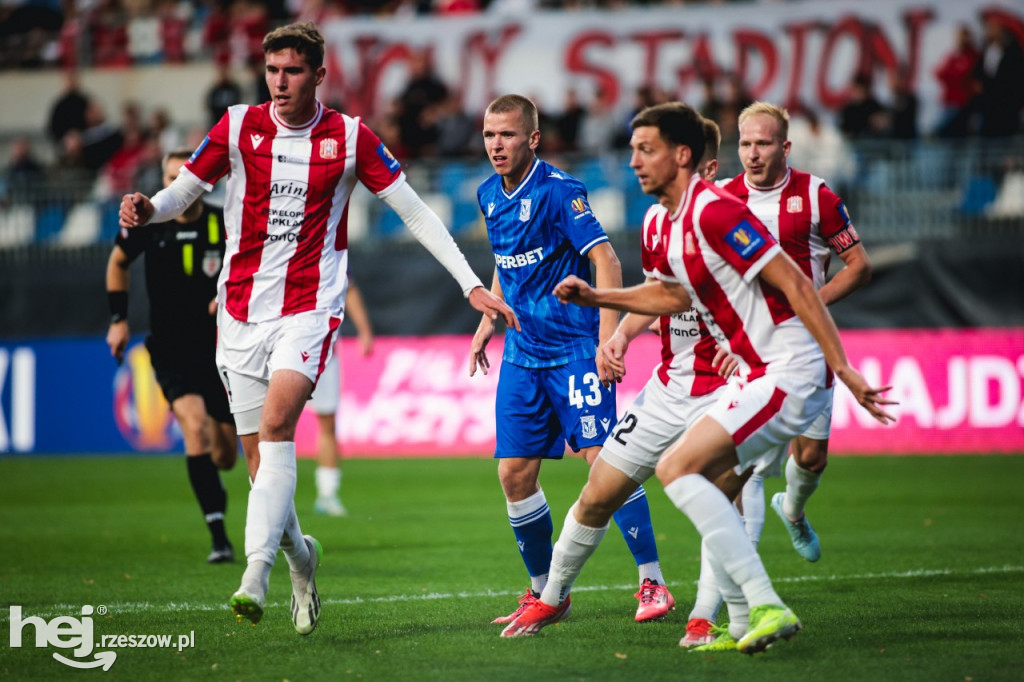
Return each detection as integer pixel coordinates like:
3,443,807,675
494,358,617,459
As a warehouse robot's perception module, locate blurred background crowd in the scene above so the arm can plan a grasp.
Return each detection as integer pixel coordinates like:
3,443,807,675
1,0,1023,246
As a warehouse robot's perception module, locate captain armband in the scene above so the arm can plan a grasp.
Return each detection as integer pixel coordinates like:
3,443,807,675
826,224,861,254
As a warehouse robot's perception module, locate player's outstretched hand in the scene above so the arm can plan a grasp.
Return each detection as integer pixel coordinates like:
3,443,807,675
553,275,595,306
119,192,154,229
469,316,494,377
838,367,898,425
468,286,520,332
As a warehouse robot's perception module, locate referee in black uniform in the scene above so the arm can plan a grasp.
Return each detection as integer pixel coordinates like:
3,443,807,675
106,148,238,563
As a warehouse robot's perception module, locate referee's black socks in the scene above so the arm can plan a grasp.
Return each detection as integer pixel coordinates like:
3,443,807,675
186,453,230,548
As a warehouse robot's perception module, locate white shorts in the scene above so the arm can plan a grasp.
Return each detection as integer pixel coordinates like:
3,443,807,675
308,350,340,414
753,386,833,477
599,375,723,484
704,370,832,477
216,307,341,414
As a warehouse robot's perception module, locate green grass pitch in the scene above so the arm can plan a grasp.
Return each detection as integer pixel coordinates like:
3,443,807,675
2,454,1022,681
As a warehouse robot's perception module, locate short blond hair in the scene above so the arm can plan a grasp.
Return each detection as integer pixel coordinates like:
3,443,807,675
485,94,539,133
738,101,790,141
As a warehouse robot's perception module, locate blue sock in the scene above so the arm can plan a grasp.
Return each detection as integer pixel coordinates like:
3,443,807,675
507,489,553,590
612,486,659,566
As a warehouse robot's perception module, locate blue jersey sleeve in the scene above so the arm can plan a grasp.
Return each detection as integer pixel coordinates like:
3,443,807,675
552,177,608,256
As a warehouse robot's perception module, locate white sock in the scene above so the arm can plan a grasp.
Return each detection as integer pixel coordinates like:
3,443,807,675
315,465,341,499
279,502,310,573
637,561,664,585
664,474,782,609
540,505,608,607
688,537,724,623
706,548,750,639
783,456,821,520
741,474,766,546
239,560,271,599
245,441,302,567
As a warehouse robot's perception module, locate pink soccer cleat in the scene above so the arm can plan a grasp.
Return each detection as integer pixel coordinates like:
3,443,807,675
500,596,572,637
634,579,675,623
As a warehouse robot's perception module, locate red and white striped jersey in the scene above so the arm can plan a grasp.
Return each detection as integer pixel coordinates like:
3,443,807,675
640,205,726,397
183,101,404,323
718,168,859,322
654,175,824,384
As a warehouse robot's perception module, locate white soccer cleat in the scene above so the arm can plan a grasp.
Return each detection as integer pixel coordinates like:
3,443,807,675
290,535,323,635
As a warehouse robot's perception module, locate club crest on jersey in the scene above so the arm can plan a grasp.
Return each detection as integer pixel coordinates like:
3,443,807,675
201,250,221,278
319,138,338,159
725,220,766,259
684,230,697,255
786,196,803,213
519,198,532,222
580,414,597,439
376,143,402,173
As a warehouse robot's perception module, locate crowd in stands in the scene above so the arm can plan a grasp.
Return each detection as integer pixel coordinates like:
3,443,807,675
2,9,1023,243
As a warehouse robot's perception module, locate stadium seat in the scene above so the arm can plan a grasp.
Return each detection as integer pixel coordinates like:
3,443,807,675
959,175,996,216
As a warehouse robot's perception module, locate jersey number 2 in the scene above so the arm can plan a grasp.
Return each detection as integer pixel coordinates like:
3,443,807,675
568,372,602,409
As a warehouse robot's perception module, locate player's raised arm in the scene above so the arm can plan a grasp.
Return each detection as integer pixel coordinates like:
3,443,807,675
554,275,692,317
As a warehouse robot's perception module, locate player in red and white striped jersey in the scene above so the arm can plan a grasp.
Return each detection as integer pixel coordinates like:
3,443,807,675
679,103,875,646
723,102,872,561
506,103,894,652
119,22,517,636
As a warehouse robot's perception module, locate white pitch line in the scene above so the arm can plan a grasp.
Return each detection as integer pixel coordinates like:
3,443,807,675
11,565,1022,620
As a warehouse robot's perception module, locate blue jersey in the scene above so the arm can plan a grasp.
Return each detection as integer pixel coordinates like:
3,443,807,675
478,158,609,368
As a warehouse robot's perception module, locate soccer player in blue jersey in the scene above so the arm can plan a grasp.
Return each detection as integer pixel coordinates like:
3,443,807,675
470,94,675,625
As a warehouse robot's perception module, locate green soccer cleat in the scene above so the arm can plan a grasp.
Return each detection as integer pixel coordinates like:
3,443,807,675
737,604,802,654
229,590,265,626
691,624,738,653
771,492,821,562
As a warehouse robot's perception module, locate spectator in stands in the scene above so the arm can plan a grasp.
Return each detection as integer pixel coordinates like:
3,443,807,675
933,23,979,138
555,89,586,152
787,103,855,193
2,136,46,207
49,129,97,206
80,100,123,171
577,85,619,154
716,73,753,145
150,107,183,154
433,92,476,158
205,63,244,127
887,67,919,140
973,18,1024,138
132,134,165,197
838,72,887,140
397,52,449,157
47,71,90,147
88,0,131,67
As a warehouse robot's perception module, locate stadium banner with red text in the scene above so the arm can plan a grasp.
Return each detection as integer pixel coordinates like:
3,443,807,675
320,0,1024,136
1,330,1022,456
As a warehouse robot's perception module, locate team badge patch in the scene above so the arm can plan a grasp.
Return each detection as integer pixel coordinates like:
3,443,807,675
320,138,338,159
725,220,766,259
684,230,697,255
201,250,222,278
786,196,803,213
519,198,532,222
580,414,597,439
376,143,402,173
571,197,586,213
